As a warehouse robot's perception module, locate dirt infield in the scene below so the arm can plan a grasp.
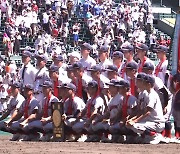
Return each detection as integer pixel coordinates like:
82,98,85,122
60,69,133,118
0,135,180,154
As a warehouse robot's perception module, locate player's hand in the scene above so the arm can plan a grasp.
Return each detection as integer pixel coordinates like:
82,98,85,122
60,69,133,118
40,118,48,125
19,121,26,128
126,120,135,127
62,114,67,121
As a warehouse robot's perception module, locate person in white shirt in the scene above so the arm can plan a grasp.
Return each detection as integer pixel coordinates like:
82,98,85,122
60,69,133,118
0,82,25,141
34,54,50,102
135,43,154,73
51,54,67,78
127,75,165,144
154,45,169,85
72,22,80,47
112,51,124,76
19,50,37,90
79,42,96,71
92,79,123,142
97,45,112,70
72,62,92,103
72,80,105,142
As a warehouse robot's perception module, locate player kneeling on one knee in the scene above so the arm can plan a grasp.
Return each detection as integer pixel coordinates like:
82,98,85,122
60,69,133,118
126,75,165,144
109,79,137,142
5,84,41,141
72,80,105,142
28,81,59,141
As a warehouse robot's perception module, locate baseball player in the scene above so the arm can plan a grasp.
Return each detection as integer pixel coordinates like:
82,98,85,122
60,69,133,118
120,44,135,80
126,75,165,144
91,79,122,142
66,65,77,85
0,82,25,141
97,45,112,70
34,54,50,102
87,65,109,111
19,50,37,92
59,83,85,141
135,43,154,73
72,80,105,142
51,54,68,78
154,45,169,86
72,62,92,103
27,81,59,142
142,62,173,142
5,84,41,141
79,42,96,71
112,51,124,75
125,61,138,97
49,65,71,98
108,79,137,143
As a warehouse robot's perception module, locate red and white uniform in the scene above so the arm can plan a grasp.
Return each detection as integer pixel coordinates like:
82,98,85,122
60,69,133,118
154,59,168,84
138,57,154,73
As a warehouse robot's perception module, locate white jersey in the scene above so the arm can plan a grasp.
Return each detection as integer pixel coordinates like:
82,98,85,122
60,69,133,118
155,60,168,84
80,56,96,71
98,59,112,70
118,94,137,116
64,96,85,115
7,93,25,114
19,62,37,87
137,90,149,111
34,67,49,93
142,89,165,123
41,95,59,117
85,96,105,117
108,93,123,119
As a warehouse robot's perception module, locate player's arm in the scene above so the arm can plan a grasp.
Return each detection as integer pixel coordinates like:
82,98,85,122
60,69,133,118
95,110,110,124
5,109,23,126
0,109,11,121
130,106,153,123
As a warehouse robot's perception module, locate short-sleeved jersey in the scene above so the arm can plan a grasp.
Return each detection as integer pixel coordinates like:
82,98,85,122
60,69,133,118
18,97,41,118
41,94,59,117
64,96,85,116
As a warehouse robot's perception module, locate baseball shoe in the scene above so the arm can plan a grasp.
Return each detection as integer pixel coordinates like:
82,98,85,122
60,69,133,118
77,134,87,142
170,137,180,144
10,134,21,141
160,137,171,144
144,133,161,144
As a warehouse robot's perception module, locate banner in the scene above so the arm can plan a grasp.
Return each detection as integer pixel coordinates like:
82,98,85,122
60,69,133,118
171,14,180,75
